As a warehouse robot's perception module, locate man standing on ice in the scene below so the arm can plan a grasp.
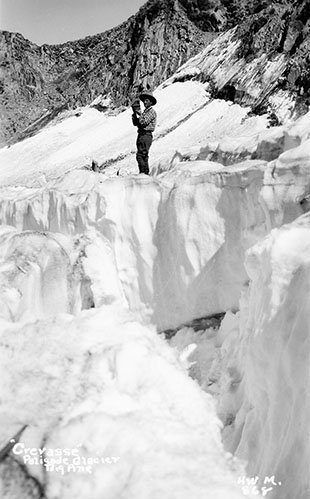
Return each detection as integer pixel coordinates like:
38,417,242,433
132,91,157,175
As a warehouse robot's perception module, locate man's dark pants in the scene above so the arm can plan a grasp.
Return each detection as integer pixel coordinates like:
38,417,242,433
136,131,153,174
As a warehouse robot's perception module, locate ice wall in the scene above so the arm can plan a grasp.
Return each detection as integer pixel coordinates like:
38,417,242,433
0,226,72,321
0,161,267,328
1,153,308,330
212,213,310,499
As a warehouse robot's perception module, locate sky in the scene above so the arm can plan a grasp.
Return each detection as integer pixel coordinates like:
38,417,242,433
0,0,146,45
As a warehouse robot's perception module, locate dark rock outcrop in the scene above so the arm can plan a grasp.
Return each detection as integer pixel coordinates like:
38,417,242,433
171,0,310,120
0,0,214,147
230,0,310,116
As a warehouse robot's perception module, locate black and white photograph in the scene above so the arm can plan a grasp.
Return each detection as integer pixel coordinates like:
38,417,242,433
0,0,309,498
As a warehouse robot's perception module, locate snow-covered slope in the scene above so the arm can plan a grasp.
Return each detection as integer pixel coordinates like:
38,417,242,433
1,56,310,499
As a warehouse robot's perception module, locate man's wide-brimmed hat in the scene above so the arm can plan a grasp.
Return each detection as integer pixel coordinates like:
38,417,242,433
139,91,157,106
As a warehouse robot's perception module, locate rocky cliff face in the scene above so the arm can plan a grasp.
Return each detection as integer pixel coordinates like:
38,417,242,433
0,0,214,147
165,0,310,121
230,0,310,114
1,0,310,148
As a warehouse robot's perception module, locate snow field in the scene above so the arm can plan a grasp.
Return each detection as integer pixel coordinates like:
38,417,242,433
1,60,310,499
0,304,246,499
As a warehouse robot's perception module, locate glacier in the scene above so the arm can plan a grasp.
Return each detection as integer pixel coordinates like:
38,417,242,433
0,55,310,499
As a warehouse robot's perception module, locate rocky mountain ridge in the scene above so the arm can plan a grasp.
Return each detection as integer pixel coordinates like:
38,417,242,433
0,0,214,147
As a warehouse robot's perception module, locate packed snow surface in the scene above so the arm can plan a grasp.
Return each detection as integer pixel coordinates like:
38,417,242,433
0,304,246,499
1,63,310,499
